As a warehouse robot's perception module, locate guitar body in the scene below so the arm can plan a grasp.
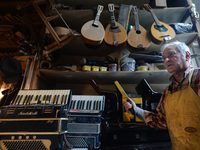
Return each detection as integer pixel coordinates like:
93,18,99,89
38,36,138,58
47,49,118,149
127,25,151,51
104,22,127,48
150,21,176,45
81,20,105,45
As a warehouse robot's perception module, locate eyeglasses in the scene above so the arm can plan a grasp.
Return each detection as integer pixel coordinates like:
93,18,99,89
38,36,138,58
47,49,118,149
162,51,177,60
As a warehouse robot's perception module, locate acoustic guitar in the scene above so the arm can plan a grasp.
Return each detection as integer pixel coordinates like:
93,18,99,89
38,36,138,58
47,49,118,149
127,6,151,51
81,5,105,45
143,4,176,45
104,4,127,48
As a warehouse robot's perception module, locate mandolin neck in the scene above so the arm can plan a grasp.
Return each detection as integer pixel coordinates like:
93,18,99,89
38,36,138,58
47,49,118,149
110,11,117,29
149,10,162,26
92,12,101,27
134,12,141,33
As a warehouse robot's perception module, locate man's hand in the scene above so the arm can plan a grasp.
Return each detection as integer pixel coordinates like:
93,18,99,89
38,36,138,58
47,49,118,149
123,97,136,114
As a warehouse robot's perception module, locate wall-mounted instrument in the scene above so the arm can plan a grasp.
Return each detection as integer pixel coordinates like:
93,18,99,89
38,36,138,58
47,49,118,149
104,4,127,48
143,4,176,45
127,6,151,51
81,5,105,46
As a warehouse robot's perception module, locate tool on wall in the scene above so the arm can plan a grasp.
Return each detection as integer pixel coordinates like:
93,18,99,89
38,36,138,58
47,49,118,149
117,4,132,32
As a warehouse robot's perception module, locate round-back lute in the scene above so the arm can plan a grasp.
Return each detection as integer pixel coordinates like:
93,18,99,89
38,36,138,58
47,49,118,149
104,4,127,48
127,6,151,51
81,5,105,45
143,4,176,45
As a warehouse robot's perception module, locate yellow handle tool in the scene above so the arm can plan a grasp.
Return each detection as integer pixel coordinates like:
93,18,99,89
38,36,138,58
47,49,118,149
114,81,136,122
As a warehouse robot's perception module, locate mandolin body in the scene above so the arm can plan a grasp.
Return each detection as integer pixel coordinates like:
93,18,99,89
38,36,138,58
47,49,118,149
150,21,176,45
104,22,127,48
81,20,105,45
127,25,151,51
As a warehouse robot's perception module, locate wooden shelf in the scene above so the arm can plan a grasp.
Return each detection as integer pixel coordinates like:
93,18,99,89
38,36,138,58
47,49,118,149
38,69,171,84
48,32,198,56
57,0,189,9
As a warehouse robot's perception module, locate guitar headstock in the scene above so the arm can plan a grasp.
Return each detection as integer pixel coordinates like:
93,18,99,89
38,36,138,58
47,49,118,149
108,4,115,12
97,5,104,13
131,6,138,14
143,4,152,12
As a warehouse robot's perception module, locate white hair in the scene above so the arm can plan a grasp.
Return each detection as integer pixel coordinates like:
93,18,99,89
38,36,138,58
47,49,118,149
160,41,190,58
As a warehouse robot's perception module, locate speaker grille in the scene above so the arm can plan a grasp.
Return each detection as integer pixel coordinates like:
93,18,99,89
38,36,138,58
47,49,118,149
1,140,49,150
67,137,88,147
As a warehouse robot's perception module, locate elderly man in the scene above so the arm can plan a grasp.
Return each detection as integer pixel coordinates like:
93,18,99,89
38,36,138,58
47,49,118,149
124,41,200,149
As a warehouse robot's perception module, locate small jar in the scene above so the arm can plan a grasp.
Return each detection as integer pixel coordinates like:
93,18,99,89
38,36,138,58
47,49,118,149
120,57,136,71
108,63,117,71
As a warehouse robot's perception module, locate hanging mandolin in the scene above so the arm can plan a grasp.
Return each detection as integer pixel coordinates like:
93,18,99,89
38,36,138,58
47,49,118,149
81,5,105,46
104,4,127,48
127,6,151,51
143,4,176,45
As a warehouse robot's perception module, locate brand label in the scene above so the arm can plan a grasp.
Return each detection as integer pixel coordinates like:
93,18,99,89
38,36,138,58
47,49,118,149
18,111,38,115
68,117,76,121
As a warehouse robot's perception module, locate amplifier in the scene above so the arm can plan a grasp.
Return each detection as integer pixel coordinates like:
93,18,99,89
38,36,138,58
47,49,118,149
0,118,68,133
0,134,65,150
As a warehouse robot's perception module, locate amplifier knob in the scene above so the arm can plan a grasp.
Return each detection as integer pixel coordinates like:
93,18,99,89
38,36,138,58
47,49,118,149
11,136,15,140
18,136,22,139
26,136,29,139
33,135,36,139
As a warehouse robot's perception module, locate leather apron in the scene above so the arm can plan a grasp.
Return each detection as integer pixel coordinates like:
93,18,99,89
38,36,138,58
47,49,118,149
165,69,200,150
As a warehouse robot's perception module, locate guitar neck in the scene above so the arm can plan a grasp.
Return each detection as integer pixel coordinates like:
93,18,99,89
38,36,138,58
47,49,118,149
93,12,101,27
149,10,162,26
110,11,117,29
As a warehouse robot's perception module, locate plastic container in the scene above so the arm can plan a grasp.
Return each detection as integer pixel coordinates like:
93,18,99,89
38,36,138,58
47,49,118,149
82,65,91,71
137,65,148,71
100,66,107,71
92,66,99,71
108,63,117,71
120,57,136,71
